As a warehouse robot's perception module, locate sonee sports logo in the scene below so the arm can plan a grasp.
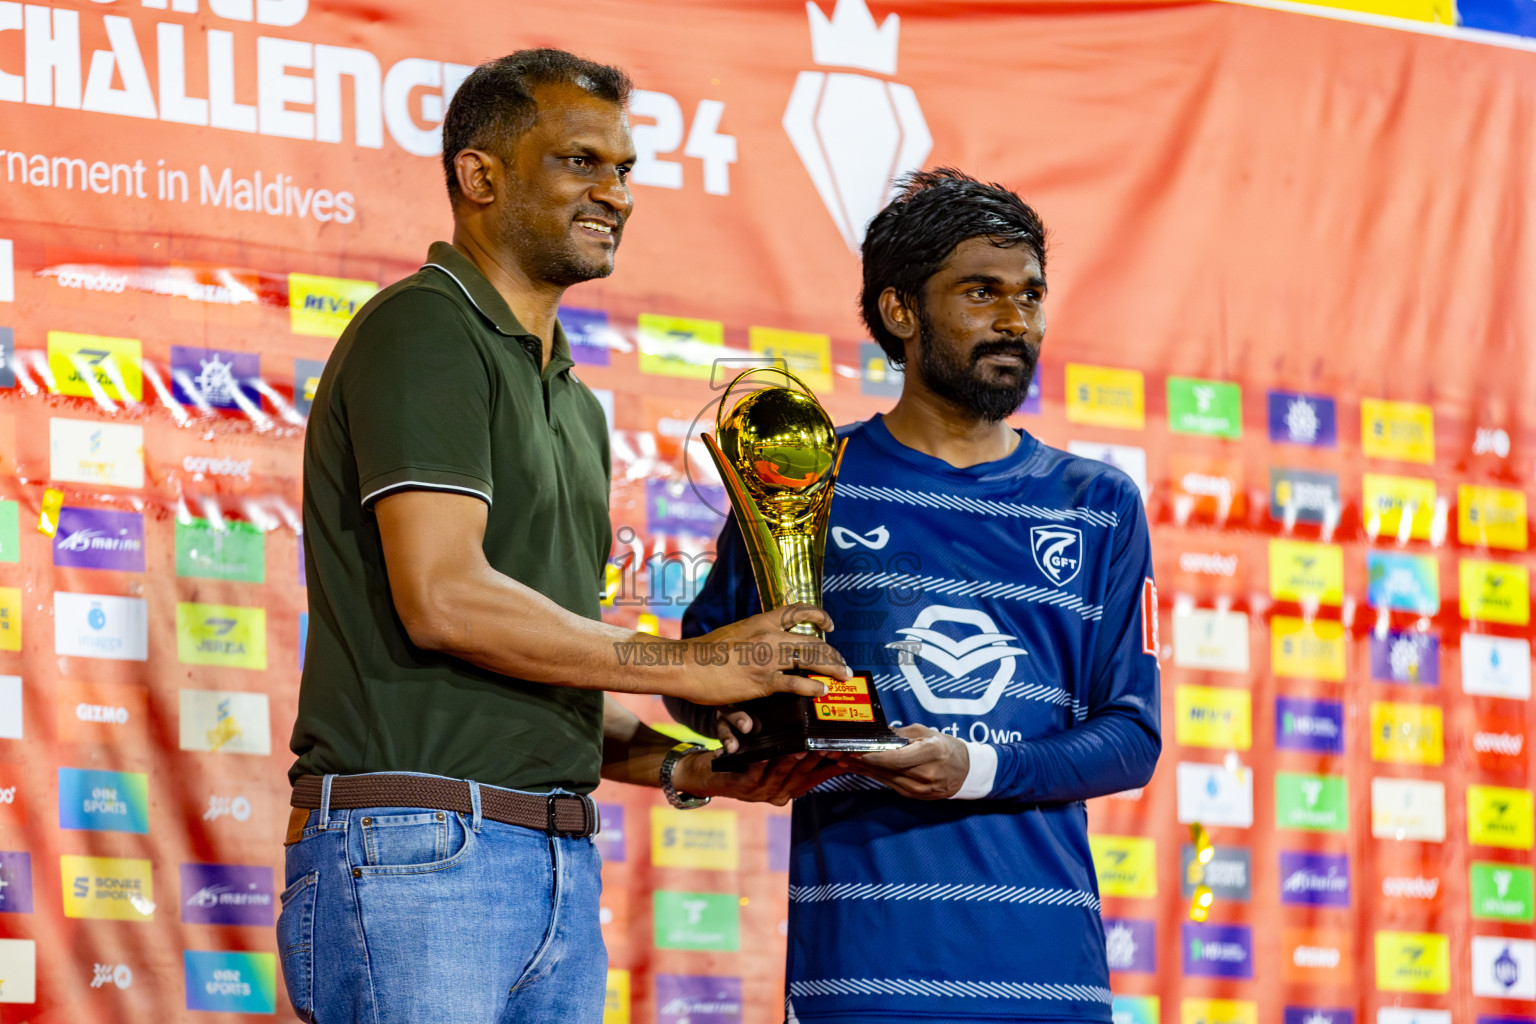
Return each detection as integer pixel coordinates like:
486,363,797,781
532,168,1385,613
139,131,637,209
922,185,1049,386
1030,526,1083,587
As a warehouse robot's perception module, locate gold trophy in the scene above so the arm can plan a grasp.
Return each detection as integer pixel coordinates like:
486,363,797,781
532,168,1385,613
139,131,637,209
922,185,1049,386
701,366,905,771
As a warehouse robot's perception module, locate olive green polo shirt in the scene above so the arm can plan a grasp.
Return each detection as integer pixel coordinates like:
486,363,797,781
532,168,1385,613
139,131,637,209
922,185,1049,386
290,241,612,793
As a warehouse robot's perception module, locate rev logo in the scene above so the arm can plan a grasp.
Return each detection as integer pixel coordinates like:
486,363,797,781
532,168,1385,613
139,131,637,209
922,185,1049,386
1030,526,1082,586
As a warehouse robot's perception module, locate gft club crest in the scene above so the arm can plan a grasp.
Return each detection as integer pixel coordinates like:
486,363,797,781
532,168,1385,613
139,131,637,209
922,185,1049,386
887,606,1027,716
1030,525,1083,587
782,0,933,249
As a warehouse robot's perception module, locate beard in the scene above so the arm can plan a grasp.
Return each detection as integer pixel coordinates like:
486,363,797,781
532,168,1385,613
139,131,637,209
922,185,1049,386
914,305,1039,423
496,197,618,288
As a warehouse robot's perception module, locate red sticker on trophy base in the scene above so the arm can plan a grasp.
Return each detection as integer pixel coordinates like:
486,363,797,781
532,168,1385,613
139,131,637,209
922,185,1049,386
811,675,875,722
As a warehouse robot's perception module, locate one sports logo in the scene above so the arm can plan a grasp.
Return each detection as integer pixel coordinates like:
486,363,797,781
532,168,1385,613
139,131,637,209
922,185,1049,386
1030,525,1083,586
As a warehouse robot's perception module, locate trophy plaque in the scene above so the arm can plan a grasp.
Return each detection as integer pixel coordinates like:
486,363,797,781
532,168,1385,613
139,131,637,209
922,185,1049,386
701,367,906,772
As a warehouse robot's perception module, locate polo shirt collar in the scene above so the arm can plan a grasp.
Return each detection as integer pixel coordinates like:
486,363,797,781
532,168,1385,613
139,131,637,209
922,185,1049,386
422,241,575,373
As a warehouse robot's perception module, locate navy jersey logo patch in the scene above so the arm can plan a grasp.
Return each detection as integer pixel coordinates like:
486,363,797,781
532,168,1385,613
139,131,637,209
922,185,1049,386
1030,525,1084,586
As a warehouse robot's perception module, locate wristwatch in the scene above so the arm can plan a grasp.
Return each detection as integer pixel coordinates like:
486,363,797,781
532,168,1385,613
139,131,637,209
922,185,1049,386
660,742,711,809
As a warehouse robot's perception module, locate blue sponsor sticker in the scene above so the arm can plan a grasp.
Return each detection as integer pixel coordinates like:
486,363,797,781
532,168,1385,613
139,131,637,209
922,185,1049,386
1182,922,1253,979
1457,0,1536,37
1367,551,1440,614
1275,696,1345,754
560,306,615,366
180,864,274,926
0,851,34,913
655,973,742,1024
298,612,308,671
58,768,149,833
1279,850,1351,907
53,507,146,572
170,346,260,409
1268,390,1337,447
1284,1010,1354,1024
183,950,276,1013
646,479,725,538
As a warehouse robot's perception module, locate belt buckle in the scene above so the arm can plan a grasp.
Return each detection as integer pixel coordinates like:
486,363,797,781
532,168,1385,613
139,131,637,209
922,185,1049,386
546,794,594,838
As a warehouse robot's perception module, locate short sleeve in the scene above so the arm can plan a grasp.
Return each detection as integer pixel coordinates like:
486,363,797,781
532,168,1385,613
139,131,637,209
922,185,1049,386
339,290,495,508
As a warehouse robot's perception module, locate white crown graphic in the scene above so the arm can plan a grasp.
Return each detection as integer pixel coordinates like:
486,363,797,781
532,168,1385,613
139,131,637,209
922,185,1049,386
807,0,900,76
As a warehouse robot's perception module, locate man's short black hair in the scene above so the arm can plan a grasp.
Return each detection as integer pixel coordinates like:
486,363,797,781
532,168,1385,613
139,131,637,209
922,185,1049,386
860,168,1048,365
441,48,632,203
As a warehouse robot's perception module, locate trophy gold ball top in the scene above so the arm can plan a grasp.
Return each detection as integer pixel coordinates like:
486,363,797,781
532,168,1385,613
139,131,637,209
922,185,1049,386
718,387,838,523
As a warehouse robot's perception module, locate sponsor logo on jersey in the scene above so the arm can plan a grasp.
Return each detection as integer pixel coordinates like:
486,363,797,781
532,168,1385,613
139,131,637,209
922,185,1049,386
1283,927,1354,986
1104,918,1157,973
1279,850,1350,907
1181,999,1256,1024
0,938,36,1004
1370,702,1444,765
1176,762,1253,828
52,507,144,572
1269,539,1345,604
1472,937,1536,1000
1372,777,1446,842
750,326,833,393
0,851,34,914
57,768,149,833
1090,835,1157,897
175,603,267,670
651,808,739,871
1176,685,1251,750
1271,616,1345,681
1172,608,1249,673
637,314,725,380
1471,862,1535,923
1461,559,1530,625
1459,484,1528,551
654,973,743,1024
1276,772,1348,833
653,890,740,951
183,950,277,1013
1369,629,1439,686
1268,390,1337,447
47,331,142,401
1167,377,1241,438
60,854,154,921
178,690,271,756
888,606,1029,716
1180,845,1251,901
830,525,890,550
57,678,149,746
1462,634,1531,699
1361,399,1434,464
287,272,377,338
1183,922,1253,979
1275,696,1345,754
54,592,148,661
180,864,274,926
1270,468,1341,525
1468,785,1535,849
1030,525,1083,586
1066,364,1144,429
1362,474,1437,540
1367,551,1440,614
1375,931,1450,993
169,346,260,409
1068,441,1150,500
49,419,144,488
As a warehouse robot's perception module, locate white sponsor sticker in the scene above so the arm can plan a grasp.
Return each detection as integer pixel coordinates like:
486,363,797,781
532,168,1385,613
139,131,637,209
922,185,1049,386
178,690,272,755
1172,608,1250,672
1068,441,1149,502
1176,761,1253,828
1371,777,1446,842
0,240,13,303
1377,1011,1450,1024
0,938,37,1003
0,676,20,740
1472,935,1536,1000
54,593,149,662
1462,634,1531,700
49,419,145,489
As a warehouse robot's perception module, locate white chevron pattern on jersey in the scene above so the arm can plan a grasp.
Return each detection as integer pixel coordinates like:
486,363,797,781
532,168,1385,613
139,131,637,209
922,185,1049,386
823,572,1105,620
835,484,1119,528
789,883,1101,912
788,978,1114,1004
870,672,1089,720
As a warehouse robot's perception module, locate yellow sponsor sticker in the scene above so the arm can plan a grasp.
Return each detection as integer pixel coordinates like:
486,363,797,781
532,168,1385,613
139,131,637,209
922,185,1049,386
0,587,19,652
1460,559,1530,625
1089,835,1156,897
47,332,142,401
1361,399,1434,464
651,807,739,871
1374,931,1450,993
603,969,630,1024
1181,999,1257,1024
175,602,268,670
287,273,378,338
60,855,154,921
1468,784,1535,850
1362,474,1437,540
1298,0,1453,23
1369,701,1444,765
1175,684,1252,750
637,314,725,380
1268,539,1344,604
1270,615,1345,681
749,327,833,393
1065,364,1144,429
1459,484,1528,551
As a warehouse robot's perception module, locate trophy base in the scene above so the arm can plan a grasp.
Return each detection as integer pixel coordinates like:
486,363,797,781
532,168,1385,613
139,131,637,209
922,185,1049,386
710,676,907,773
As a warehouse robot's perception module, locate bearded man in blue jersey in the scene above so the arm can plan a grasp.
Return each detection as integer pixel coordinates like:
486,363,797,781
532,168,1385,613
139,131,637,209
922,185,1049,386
671,168,1162,1024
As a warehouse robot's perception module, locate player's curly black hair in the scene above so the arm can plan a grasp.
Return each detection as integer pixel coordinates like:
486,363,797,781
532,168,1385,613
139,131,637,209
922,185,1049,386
860,168,1047,366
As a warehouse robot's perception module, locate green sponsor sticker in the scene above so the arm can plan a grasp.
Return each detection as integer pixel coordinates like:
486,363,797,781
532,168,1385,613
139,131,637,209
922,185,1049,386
1168,377,1243,439
175,518,265,583
0,500,17,563
653,890,739,951
1471,861,1534,922
1275,772,1348,832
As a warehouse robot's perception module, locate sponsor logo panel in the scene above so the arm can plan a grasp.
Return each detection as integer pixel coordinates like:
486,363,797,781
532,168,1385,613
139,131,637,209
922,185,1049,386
287,273,377,338
652,890,740,951
654,973,742,1024
1068,441,1149,501
1104,918,1157,973
1375,931,1450,993
58,767,149,833
1089,835,1157,897
1370,629,1439,686
49,419,144,488
47,331,142,401
1180,844,1251,901
595,803,626,864
1269,539,1345,604
1181,999,1256,1024
60,855,154,920
1113,995,1160,1024
293,357,326,417
1459,484,1528,551
1272,616,1346,680
52,507,145,571
0,674,19,737
182,950,277,1013
1175,685,1251,749
174,519,265,582
1167,377,1242,438
1169,536,1245,593
0,938,36,1004
646,479,727,539
749,326,833,393
1276,772,1348,832
1471,936,1536,1000
1470,862,1534,922
605,969,631,1024
175,603,267,669
1471,713,1528,774
1367,551,1440,614
0,593,16,654
178,690,271,755
0,851,34,913
1268,390,1337,447
561,306,616,367
858,342,903,398
1370,701,1444,765
180,863,274,925
1362,474,1436,540
768,814,791,872
1176,761,1253,827
1270,468,1341,525
169,345,260,409
54,593,149,661
1468,784,1534,849
1284,1011,1353,1024
1275,696,1345,754
1279,850,1351,907
637,314,725,380
1461,559,1530,625
1182,922,1253,979
1462,634,1531,699
651,808,739,871
1377,1011,1449,1024
1361,399,1435,464
1371,778,1446,842
1065,364,1144,429
0,499,17,562
1282,927,1354,985
1172,608,1249,672
0,771,28,825
57,678,149,746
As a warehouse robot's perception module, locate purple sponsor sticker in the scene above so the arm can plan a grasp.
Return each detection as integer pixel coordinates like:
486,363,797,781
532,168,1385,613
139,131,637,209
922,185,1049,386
595,803,625,863
53,507,145,571
655,974,742,1024
1267,390,1338,447
179,863,275,925
1285,1009,1354,1024
767,815,791,872
170,345,260,409
1017,364,1042,415
1275,696,1345,754
0,851,34,913
1104,918,1156,973
1369,629,1440,686
1278,851,1351,907
647,479,725,538
561,307,613,367
1182,922,1253,979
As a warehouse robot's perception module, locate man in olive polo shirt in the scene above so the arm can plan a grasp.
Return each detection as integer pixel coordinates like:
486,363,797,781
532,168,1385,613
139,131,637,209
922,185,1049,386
281,50,845,1024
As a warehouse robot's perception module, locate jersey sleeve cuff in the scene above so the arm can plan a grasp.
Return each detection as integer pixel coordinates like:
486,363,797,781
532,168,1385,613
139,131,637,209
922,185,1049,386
360,468,493,508
950,741,998,800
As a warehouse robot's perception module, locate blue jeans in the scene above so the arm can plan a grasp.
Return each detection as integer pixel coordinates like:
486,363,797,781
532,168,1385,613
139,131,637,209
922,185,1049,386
277,775,606,1023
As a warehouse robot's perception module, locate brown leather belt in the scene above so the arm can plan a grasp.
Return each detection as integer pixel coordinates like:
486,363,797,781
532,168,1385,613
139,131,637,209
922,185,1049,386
290,774,598,837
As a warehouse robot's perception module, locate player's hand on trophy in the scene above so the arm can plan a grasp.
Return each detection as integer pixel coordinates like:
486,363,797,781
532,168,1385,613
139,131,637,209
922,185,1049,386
671,746,844,806
836,724,970,799
714,708,757,754
678,603,852,706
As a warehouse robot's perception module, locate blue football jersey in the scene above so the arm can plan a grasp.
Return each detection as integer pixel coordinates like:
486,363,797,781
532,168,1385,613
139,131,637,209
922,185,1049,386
678,415,1161,1024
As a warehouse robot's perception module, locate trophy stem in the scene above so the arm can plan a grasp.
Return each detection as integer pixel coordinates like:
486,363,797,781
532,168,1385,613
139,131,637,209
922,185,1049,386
770,531,823,638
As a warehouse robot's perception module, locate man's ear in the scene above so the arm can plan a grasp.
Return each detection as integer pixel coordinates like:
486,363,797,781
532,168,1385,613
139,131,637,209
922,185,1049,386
453,149,500,207
877,287,918,343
